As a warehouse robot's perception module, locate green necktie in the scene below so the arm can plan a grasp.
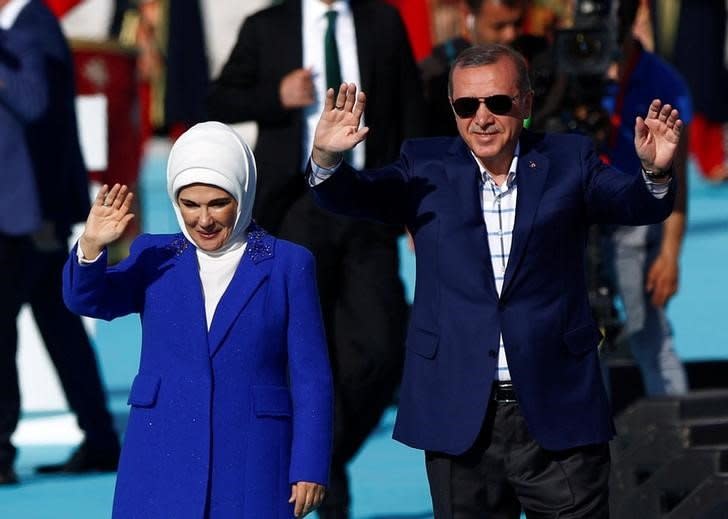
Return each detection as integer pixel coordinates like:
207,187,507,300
324,10,342,91
324,9,353,164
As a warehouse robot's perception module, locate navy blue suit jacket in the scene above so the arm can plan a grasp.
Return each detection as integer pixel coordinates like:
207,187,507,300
312,130,675,453
0,0,88,238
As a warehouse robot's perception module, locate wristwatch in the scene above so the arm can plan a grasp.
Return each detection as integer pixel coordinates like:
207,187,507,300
641,166,672,180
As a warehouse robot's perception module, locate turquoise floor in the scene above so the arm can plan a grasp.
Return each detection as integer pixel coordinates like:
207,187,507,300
2,151,726,517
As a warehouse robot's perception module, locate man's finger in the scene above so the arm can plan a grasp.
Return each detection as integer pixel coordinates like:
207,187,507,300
342,83,357,112
334,83,348,110
658,103,672,122
635,116,648,143
353,91,367,119
323,87,336,112
647,99,661,119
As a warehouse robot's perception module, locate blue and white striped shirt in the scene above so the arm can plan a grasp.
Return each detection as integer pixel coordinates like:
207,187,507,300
473,144,520,381
473,144,670,381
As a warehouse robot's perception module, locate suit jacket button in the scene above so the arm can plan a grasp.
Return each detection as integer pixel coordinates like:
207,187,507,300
488,350,497,358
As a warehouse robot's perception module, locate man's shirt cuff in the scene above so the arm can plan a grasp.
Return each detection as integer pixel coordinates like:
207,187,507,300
308,156,342,187
641,170,671,199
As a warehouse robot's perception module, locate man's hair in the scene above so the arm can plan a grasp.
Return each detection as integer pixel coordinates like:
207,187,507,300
465,0,525,13
448,44,532,97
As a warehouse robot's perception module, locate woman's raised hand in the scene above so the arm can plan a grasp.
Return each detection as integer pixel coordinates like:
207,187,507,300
79,184,135,259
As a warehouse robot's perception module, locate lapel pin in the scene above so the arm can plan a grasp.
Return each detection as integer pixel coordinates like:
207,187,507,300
529,160,536,169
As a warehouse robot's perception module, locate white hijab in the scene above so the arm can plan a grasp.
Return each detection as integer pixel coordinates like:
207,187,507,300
166,122,258,329
166,121,257,257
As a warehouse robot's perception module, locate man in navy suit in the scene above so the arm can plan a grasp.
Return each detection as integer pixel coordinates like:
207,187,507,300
308,44,683,517
0,0,119,484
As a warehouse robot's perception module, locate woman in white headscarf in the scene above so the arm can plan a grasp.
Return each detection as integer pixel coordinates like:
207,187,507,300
63,122,333,518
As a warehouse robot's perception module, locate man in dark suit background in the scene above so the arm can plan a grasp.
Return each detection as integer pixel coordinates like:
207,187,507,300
207,1,424,516
0,0,119,485
308,44,682,517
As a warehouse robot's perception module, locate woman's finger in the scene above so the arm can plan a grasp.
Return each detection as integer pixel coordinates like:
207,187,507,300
121,191,135,212
113,185,129,209
104,183,121,207
94,184,110,207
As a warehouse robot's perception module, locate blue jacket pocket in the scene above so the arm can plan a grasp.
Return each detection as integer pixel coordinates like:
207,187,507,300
406,329,439,359
127,373,161,408
253,385,292,417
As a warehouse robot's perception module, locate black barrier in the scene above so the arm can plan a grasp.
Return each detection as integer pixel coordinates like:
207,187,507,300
610,390,728,516
606,359,728,414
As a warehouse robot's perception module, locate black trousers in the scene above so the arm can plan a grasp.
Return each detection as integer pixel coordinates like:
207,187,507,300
425,399,610,519
0,234,118,469
277,194,407,515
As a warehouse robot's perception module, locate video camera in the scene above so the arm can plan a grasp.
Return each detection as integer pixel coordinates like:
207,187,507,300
530,0,615,143
553,0,615,76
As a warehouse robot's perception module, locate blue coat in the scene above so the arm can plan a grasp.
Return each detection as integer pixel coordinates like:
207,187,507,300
312,131,675,454
63,227,333,518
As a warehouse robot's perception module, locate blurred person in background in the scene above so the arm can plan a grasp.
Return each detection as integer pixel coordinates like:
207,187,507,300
601,0,690,396
207,1,424,516
0,0,119,485
420,0,527,136
650,0,728,182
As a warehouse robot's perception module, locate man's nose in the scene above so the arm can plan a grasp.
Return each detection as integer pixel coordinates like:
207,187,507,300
474,102,494,123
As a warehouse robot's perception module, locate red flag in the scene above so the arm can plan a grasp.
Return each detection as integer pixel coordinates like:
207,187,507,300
44,0,83,18
384,0,433,61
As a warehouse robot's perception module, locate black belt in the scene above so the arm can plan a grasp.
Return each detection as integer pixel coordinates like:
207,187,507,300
491,381,517,403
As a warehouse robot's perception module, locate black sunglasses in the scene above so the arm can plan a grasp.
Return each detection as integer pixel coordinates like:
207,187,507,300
451,94,520,118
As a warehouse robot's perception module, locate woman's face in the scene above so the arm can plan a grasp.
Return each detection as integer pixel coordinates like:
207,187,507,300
177,184,238,252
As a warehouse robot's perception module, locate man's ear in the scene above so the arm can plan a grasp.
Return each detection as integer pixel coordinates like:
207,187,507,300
522,90,534,120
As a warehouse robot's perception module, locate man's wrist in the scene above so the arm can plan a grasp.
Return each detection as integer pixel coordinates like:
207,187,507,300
641,165,672,180
311,149,343,170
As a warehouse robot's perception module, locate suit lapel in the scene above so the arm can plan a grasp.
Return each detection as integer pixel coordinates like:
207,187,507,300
445,140,498,295
207,227,274,357
501,135,549,298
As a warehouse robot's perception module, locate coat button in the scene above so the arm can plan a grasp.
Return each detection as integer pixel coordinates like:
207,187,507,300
488,350,497,358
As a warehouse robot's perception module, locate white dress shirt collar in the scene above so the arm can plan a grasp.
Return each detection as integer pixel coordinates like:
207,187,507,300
472,142,521,185
307,0,350,18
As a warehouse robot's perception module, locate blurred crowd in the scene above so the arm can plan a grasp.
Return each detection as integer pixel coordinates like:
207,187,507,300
52,0,728,198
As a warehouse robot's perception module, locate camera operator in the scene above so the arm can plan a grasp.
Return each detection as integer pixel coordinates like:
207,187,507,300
601,0,689,396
